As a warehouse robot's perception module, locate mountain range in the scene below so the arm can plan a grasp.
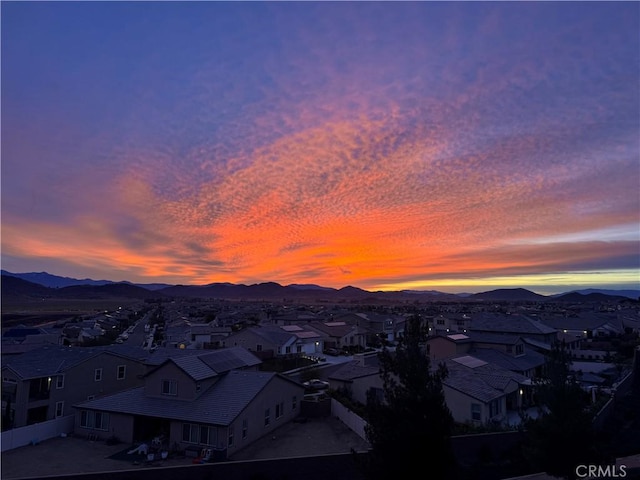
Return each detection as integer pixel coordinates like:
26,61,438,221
1,270,638,303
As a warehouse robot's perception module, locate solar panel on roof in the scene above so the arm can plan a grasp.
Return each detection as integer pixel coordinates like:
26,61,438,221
452,355,487,369
295,331,321,338
447,334,469,341
324,322,346,326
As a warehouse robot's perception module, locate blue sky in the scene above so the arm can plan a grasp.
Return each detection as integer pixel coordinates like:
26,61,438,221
2,2,639,294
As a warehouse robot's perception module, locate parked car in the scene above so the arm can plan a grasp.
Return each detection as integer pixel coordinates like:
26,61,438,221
303,379,329,390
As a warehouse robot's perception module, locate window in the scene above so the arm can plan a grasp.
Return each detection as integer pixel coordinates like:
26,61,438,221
437,319,445,325
181,423,217,445
94,369,102,382
471,403,481,421
161,379,177,396
55,401,64,418
256,344,263,352
264,408,270,427
296,345,302,353
516,344,524,356
292,395,297,411
80,410,110,430
117,365,126,380
275,401,284,419
242,419,248,440
182,424,199,444
56,375,65,389
87,395,95,401
228,426,234,447
285,346,291,354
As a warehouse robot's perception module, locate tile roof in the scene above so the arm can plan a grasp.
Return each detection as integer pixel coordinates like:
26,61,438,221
470,314,556,336
308,321,355,338
75,370,284,426
538,313,622,331
329,358,380,382
469,348,545,373
171,355,217,381
465,332,522,345
442,355,528,403
245,326,296,345
197,347,261,373
150,347,262,381
1,344,149,379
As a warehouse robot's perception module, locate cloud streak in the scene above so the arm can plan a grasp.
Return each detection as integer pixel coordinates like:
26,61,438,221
2,2,638,292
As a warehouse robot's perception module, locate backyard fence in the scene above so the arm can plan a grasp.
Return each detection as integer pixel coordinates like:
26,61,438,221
331,398,367,441
1,414,75,452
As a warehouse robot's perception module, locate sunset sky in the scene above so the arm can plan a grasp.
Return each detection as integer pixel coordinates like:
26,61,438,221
2,2,639,294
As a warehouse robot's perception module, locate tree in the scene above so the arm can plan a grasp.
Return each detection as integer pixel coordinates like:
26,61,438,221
524,342,608,479
363,315,456,479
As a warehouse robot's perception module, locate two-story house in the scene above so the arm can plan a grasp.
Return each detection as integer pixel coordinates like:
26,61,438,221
1,344,149,429
429,314,472,336
73,347,305,459
333,312,405,345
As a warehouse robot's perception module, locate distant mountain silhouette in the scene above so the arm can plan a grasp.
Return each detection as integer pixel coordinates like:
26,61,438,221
1,270,113,288
2,271,637,303
1,275,53,297
470,288,546,301
552,291,631,303
288,284,335,291
1,275,163,302
557,288,640,300
1,270,172,290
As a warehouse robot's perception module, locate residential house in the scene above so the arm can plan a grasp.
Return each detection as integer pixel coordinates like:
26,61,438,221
333,311,405,345
429,314,472,336
307,321,367,352
224,325,325,359
1,326,61,358
469,313,557,344
73,347,304,459
426,334,473,361
426,332,545,378
187,324,232,349
327,352,382,405
1,344,149,429
440,355,528,425
538,312,623,339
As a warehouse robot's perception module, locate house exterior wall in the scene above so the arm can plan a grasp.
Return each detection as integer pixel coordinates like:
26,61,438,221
2,369,29,429
3,353,146,429
426,337,470,361
144,362,198,399
224,376,304,457
224,330,280,355
161,376,305,458
443,385,490,424
74,410,134,443
297,340,323,356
